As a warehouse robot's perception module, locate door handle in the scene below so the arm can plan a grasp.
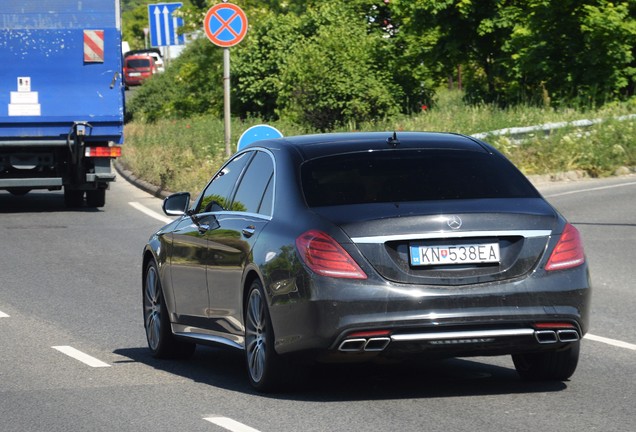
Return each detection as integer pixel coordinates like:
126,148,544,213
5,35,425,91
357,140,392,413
242,226,256,238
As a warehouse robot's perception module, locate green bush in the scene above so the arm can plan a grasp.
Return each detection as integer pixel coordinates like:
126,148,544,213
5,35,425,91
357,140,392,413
122,90,636,195
276,11,402,130
126,38,224,122
233,3,408,130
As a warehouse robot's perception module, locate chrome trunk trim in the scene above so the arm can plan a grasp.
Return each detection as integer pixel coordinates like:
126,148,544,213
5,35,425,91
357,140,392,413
352,230,551,244
391,328,535,342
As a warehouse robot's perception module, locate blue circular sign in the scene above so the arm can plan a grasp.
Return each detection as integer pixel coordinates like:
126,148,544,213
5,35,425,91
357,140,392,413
237,125,284,150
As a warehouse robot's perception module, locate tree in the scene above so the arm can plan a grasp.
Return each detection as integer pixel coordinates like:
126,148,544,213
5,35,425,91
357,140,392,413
389,0,636,106
233,3,405,130
501,0,636,106
127,38,224,122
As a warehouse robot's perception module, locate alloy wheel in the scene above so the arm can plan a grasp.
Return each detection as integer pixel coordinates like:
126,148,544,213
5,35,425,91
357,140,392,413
144,264,162,351
246,287,267,384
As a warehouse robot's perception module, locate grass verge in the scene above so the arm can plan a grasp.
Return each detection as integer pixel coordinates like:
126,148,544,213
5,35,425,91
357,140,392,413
121,90,636,196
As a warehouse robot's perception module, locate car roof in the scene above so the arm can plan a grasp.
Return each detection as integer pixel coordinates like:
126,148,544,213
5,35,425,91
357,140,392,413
124,48,162,58
125,54,154,60
248,131,492,161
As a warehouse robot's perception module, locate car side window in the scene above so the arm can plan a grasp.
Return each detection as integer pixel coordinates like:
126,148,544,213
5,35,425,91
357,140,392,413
231,151,275,216
197,152,252,213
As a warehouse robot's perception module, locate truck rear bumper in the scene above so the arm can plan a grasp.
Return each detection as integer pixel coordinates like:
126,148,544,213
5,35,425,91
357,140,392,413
0,178,63,188
0,173,115,189
86,173,116,182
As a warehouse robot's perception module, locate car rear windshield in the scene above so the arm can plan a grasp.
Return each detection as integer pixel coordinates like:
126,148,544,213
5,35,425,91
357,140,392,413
126,59,150,68
302,149,539,207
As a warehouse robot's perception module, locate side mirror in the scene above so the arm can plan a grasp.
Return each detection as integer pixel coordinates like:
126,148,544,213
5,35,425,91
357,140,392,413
162,192,190,216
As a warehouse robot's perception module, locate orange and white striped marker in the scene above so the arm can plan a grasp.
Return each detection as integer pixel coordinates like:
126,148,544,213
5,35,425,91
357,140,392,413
83,30,105,63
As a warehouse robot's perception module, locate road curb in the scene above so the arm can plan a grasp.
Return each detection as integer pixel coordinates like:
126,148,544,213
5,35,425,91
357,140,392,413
114,160,172,200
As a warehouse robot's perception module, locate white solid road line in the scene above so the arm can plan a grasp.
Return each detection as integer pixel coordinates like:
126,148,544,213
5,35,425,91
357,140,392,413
0,310,9,318
585,334,636,351
129,201,173,224
544,181,636,198
203,417,261,432
52,346,111,368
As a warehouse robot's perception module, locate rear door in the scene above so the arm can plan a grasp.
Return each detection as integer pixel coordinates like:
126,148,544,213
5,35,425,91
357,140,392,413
206,150,274,338
170,151,252,324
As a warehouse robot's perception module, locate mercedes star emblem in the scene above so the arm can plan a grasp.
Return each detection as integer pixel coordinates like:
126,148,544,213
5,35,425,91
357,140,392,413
447,215,463,230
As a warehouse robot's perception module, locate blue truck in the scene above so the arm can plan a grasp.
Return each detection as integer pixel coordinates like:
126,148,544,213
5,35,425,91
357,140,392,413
0,0,125,207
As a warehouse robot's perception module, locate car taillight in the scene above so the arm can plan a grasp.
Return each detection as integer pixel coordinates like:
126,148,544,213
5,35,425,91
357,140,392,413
545,223,585,271
85,146,122,158
296,230,367,279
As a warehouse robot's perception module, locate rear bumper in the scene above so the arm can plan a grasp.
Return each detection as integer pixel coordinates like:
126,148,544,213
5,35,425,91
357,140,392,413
268,264,591,359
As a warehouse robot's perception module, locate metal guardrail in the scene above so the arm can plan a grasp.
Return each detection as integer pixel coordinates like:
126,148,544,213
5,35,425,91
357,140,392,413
471,114,636,142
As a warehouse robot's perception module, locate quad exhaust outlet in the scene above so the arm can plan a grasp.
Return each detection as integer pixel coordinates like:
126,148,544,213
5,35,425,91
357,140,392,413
338,337,391,352
337,325,581,353
534,329,580,344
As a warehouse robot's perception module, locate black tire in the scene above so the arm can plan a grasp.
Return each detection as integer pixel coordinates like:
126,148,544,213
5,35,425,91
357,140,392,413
64,189,84,208
143,260,195,359
86,189,106,207
512,341,580,381
244,280,292,392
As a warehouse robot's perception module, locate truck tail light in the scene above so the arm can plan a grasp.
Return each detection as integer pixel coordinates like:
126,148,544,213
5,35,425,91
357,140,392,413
85,146,122,158
296,230,367,279
545,223,585,271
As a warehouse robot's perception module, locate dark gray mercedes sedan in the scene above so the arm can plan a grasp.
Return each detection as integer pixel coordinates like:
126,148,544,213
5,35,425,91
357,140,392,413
142,132,591,392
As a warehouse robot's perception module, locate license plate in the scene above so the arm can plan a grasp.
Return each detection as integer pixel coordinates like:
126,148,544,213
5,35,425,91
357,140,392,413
410,242,500,266
129,72,141,77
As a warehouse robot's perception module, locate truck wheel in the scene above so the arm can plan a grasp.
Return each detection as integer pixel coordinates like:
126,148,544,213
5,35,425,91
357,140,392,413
64,189,84,208
86,189,106,207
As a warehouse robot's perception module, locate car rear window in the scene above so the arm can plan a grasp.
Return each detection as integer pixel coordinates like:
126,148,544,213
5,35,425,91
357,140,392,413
302,149,539,207
126,59,150,68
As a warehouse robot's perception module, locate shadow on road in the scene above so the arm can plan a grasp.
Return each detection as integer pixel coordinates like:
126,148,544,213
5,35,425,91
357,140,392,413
0,191,100,213
114,345,568,401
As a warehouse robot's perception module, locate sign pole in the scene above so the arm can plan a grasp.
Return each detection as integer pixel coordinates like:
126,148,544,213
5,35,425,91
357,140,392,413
203,2,248,157
223,48,231,157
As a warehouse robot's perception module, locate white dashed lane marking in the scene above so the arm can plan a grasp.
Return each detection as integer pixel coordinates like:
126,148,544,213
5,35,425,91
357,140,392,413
129,201,173,224
0,310,9,318
203,417,262,432
52,346,111,368
585,334,636,351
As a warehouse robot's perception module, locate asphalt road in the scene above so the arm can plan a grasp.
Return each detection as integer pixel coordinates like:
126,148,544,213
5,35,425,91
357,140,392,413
1,173,635,432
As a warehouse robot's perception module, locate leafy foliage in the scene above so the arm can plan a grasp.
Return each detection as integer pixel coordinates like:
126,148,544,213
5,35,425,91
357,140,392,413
122,90,636,195
124,0,636,125
390,0,636,107
499,0,636,106
126,38,223,122
233,4,405,130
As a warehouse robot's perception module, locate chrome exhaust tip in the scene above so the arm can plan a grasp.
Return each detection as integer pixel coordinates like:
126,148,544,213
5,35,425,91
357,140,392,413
364,337,391,352
535,330,558,344
338,337,391,352
338,338,366,352
557,329,580,342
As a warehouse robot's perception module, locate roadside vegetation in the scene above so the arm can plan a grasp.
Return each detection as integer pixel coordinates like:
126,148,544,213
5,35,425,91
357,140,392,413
122,90,636,196
120,0,636,195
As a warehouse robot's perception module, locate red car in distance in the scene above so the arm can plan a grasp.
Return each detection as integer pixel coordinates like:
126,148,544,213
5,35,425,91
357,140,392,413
123,54,157,88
